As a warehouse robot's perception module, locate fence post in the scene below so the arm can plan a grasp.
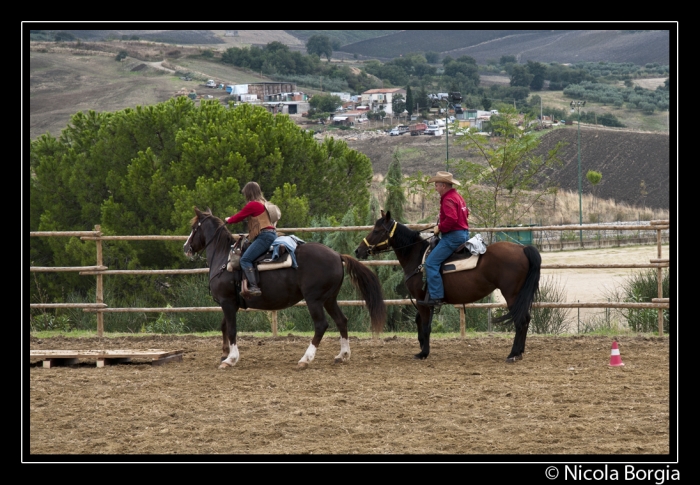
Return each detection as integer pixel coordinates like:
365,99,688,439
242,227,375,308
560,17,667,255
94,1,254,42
459,306,465,339
95,224,104,337
271,311,278,337
657,227,664,336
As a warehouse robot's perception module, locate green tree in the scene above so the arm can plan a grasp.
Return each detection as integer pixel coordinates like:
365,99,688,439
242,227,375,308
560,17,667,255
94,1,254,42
309,93,342,113
526,60,547,91
383,151,406,222
115,50,128,61
405,85,414,116
425,51,440,64
392,93,406,115
509,64,533,88
306,34,333,61
586,170,603,209
453,106,565,240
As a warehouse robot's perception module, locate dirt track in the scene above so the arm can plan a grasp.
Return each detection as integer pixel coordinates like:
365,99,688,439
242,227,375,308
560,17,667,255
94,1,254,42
28,334,671,458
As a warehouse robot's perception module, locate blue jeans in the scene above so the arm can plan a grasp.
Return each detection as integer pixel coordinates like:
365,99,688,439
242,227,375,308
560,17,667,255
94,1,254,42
240,230,277,272
425,229,469,300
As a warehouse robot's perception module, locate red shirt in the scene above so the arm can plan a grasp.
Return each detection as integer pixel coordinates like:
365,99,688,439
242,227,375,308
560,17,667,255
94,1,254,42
438,188,469,233
226,201,267,225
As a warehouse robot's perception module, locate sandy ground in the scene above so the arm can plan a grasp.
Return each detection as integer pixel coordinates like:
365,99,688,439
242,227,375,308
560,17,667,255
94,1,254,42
27,334,671,459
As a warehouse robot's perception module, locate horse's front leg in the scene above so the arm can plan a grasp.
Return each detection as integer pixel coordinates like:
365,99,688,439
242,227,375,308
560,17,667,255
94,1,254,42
298,302,329,369
414,308,432,359
219,301,240,369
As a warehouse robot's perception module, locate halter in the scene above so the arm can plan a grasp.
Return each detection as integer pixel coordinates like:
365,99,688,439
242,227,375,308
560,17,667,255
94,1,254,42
363,220,397,255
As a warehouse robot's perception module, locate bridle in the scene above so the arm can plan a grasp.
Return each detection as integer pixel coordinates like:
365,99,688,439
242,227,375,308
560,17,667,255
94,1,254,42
362,219,397,255
187,215,227,256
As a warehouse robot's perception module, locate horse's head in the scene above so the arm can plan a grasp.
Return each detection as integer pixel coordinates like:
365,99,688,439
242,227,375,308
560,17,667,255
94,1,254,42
183,207,211,258
355,210,397,259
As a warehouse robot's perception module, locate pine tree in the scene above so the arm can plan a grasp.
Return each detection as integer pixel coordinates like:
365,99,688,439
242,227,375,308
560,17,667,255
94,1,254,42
384,151,406,222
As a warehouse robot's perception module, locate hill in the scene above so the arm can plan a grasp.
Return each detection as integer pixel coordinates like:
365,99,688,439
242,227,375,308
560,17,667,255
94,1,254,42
338,29,671,65
338,126,669,211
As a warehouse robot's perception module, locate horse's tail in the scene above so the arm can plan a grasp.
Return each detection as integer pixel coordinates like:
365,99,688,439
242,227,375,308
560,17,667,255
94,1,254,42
493,245,542,326
340,254,386,335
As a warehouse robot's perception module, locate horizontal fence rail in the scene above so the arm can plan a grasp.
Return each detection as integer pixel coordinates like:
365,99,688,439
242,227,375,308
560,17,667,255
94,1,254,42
29,221,670,337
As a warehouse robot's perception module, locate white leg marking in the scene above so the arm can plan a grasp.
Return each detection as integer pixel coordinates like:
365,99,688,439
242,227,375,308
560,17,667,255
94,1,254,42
334,337,351,363
298,342,317,365
222,343,240,366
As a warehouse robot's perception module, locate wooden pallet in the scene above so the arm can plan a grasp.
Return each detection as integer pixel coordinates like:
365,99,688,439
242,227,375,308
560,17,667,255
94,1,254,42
30,349,184,368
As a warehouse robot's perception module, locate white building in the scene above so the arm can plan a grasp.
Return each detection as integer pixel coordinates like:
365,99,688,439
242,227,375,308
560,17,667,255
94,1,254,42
360,88,407,115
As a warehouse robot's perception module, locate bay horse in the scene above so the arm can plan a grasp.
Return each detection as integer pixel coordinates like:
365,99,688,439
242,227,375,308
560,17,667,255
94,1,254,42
355,210,541,363
184,207,386,369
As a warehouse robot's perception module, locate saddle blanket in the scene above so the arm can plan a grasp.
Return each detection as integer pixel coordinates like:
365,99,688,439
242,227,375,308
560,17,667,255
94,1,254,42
256,235,306,272
442,254,479,274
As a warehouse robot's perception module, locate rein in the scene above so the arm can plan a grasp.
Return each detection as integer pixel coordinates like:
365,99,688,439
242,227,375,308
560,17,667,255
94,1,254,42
191,215,231,282
363,220,430,310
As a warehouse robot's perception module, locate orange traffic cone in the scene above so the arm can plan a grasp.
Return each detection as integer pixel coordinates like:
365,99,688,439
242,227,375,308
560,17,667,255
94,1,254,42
609,341,625,367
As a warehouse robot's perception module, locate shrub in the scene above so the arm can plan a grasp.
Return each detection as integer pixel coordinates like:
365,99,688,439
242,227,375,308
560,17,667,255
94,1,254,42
605,269,669,333
143,305,189,334
30,312,72,332
529,276,570,334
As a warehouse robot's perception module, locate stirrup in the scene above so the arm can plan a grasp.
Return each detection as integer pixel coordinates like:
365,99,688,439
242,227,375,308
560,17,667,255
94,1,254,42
248,286,262,297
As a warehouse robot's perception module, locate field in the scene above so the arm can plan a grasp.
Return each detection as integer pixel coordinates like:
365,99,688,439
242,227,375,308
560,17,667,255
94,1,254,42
28,333,671,457
338,30,671,66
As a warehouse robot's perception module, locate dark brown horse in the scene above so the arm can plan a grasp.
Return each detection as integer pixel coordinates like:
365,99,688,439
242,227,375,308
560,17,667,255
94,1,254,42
184,207,386,369
355,211,541,363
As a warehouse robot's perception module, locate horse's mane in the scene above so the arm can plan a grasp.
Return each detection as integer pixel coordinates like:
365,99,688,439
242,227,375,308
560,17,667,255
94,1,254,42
393,221,426,251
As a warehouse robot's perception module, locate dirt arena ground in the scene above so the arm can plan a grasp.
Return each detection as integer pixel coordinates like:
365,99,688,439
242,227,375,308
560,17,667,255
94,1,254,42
27,333,671,460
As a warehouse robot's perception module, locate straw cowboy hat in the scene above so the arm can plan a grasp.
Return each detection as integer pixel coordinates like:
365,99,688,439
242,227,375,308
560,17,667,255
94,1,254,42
427,171,461,186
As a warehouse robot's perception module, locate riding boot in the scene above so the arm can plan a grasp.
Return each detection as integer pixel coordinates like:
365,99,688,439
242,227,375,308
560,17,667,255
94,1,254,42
244,267,262,297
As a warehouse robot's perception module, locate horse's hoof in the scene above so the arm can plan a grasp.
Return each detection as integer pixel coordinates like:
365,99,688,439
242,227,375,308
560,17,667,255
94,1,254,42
297,362,308,370
334,357,343,364
219,362,233,369
413,353,427,360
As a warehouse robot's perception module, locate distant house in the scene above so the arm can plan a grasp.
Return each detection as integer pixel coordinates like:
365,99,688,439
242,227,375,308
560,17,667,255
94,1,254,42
333,110,368,126
331,92,352,102
361,88,407,115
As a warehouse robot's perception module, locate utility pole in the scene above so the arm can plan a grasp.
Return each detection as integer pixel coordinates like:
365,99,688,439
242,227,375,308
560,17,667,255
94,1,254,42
570,100,586,248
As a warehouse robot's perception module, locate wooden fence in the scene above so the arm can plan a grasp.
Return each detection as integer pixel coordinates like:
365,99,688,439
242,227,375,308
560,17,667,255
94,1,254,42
29,221,670,337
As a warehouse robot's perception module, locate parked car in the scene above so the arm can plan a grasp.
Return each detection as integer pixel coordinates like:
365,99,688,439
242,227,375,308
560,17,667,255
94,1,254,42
205,80,216,88
389,128,401,136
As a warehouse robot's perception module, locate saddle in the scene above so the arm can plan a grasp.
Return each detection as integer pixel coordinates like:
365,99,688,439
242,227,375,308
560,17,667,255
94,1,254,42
227,235,293,273
424,237,480,275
